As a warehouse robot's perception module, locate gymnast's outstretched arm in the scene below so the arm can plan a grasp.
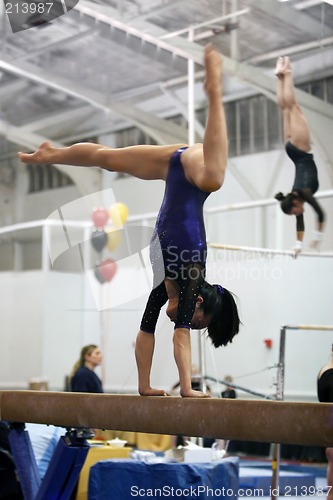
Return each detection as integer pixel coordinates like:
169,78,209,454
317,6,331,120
173,328,209,398
300,189,325,231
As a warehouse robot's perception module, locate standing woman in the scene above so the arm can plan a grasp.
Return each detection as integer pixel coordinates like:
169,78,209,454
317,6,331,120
317,345,333,500
19,44,240,398
70,344,103,393
274,56,325,256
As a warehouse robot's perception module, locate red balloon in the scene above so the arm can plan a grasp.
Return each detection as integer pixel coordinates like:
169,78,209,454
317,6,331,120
92,207,109,228
98,258,117,282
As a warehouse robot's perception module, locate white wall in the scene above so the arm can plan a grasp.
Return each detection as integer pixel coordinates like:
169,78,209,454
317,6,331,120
0,272,44,387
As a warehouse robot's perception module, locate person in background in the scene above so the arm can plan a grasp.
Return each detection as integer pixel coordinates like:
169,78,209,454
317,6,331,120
70,344,103,393
221,375,237,399
317,344,333,500
274,55,325,256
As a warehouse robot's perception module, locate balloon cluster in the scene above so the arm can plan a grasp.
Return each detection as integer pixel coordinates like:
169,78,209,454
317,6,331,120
91,203,129,284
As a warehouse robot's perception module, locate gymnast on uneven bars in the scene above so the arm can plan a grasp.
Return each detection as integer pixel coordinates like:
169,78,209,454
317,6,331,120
274,56,326,257
18,44,240,399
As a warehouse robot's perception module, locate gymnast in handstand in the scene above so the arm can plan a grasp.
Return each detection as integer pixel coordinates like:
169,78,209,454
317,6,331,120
18,44,240,398
274,56,325,256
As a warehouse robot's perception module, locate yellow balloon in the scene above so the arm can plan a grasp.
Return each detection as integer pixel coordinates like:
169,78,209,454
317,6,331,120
107,229,122,251
109,202,129,227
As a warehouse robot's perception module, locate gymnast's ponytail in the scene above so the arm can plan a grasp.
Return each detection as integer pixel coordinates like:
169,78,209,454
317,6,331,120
274,192,285,202
200,282,241,348
275,191,298,215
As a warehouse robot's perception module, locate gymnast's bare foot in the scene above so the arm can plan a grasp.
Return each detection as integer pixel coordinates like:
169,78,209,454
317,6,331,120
139,387,170,397
283,56,292,73
275,56,285,77
275,56,291,77
18,141,55,164
180,389,211,398
204,43,222,98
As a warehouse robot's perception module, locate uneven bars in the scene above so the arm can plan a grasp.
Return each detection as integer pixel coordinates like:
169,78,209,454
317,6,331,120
204,375,276,400
205,189,333,214
283,325,333,331
209,243,333,258
276,324,333,401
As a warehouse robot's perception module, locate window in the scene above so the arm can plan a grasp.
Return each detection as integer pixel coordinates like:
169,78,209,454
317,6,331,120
113,74,333,159
27,164,74,193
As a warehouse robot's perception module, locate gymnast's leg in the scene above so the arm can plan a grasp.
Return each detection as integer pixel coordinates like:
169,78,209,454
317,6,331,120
18,141,187,181
275,56,311,152
181,44,228,192
276,57,291,144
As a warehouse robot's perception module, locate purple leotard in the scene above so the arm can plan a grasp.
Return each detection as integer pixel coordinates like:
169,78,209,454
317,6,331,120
150,147,210,281
140,147,211,333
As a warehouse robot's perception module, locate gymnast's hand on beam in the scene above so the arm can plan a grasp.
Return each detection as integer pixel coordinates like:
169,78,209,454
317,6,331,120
140,387,171,396
180,389,211,398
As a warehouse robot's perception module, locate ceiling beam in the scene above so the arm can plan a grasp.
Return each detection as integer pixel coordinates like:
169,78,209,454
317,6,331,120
75,1,203,65
0,80,29,100
19,106,95,134
72,0,333,120
0,57,188,144
247,36,333,64
1,0,332,172
248,0,333,38
13,28,96,62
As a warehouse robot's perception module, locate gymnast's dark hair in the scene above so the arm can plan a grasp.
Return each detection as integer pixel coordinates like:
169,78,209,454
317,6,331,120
200,282,241,347
275,192,299,215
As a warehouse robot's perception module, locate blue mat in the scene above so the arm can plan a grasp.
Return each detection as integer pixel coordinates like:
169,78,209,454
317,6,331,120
89,458,239,499
239,466,316,496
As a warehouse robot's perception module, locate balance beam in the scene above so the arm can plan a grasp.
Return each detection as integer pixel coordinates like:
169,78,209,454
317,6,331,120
0,391,332,447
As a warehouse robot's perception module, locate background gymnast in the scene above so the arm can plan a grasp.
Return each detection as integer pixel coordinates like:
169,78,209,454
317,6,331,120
274,56,325,256
19,44,240,398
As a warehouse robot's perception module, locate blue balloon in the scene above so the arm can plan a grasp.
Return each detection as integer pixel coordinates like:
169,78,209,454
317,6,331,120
91,228,107,252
